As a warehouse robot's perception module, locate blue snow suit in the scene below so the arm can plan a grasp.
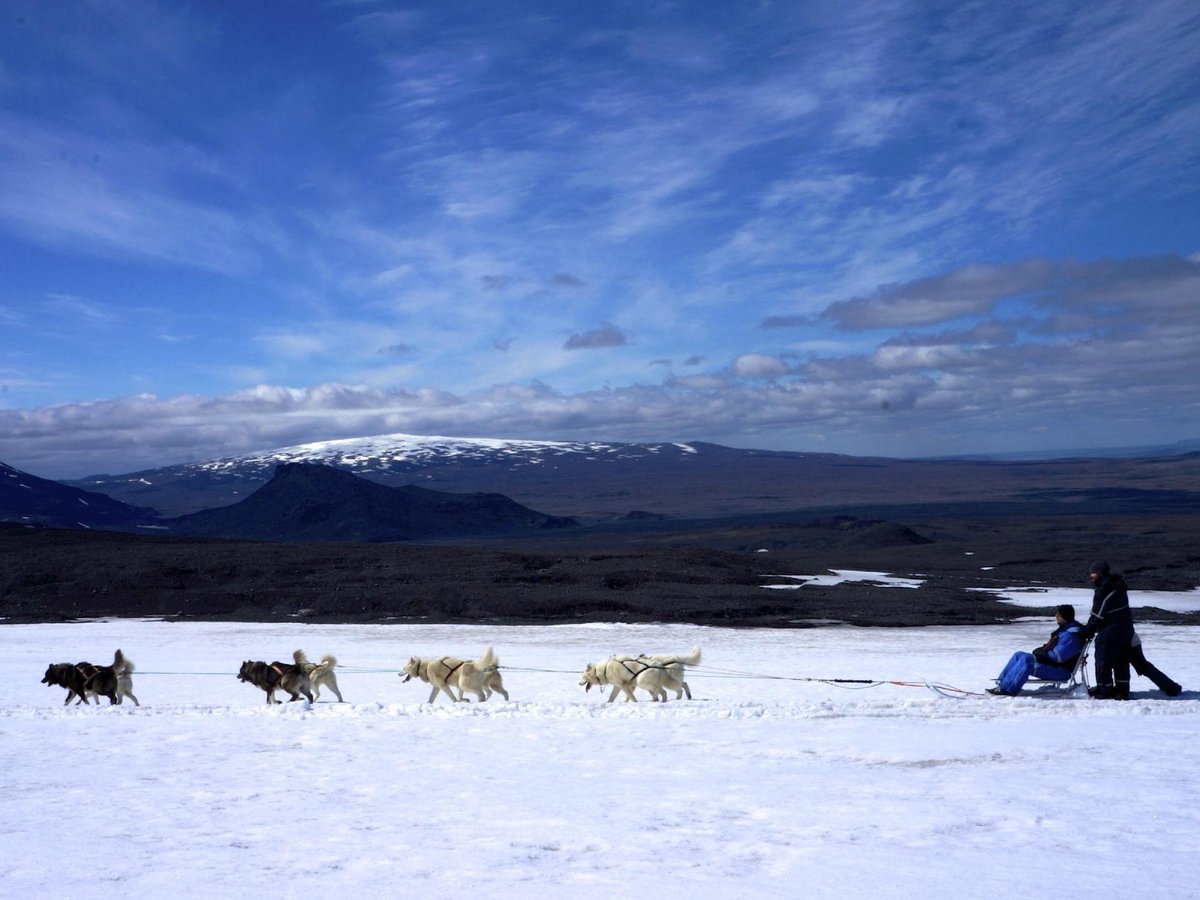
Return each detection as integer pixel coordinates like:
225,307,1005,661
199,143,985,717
995,620,1085,695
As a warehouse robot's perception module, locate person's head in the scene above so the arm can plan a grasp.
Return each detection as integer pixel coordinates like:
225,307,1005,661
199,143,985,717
1055,604,1075,624
1088,560,1110,582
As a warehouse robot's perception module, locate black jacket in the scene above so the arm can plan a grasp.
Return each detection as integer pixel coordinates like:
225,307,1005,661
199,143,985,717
1086,574,1133,636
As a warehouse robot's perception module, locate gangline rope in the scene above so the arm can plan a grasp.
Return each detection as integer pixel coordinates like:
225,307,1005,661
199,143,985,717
133,662,958,692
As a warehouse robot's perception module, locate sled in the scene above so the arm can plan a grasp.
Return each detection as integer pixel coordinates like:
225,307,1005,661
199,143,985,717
1013,638,1093,697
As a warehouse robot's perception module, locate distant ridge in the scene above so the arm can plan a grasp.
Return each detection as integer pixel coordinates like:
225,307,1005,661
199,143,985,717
167,462,576,542
1,460,154,530
66,430,1200,521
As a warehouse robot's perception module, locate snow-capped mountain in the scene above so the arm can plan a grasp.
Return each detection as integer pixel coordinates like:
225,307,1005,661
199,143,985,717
71,433,750,518
194,432,702,477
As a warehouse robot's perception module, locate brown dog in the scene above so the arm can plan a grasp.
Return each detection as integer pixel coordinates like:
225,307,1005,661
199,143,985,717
42,661,97,705
41,650,137,705
238,650,314,704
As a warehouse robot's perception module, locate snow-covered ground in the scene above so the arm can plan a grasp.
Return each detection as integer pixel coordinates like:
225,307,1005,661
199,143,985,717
973,584,1200,614
766,570,1200,613
3,618,1198,899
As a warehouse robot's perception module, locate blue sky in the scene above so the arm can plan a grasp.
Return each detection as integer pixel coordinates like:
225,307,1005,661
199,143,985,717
2,1,1199,478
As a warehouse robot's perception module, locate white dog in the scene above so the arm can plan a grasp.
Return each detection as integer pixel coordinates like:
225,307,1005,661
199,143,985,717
400,646,509,703
295,651,343,702
580,646,701,702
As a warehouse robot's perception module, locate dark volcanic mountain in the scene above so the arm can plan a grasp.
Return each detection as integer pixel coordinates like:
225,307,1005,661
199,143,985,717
1,460,154,530
166,462,576,542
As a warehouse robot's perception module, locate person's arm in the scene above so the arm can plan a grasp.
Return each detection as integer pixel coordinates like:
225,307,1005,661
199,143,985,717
1084,591,1119,637
1046,629,1084,665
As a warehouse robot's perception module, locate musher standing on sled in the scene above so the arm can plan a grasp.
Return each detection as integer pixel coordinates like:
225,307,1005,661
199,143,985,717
1084,560,1134,700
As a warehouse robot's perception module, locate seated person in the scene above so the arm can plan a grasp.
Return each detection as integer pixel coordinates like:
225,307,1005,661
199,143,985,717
987,605,1085,696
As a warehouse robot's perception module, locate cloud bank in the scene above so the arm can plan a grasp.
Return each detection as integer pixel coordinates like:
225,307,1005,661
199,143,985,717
1,3,1198,477
3,252,1197,477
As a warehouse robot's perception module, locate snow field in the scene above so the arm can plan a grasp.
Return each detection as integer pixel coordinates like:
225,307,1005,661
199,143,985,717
1,619,1198,898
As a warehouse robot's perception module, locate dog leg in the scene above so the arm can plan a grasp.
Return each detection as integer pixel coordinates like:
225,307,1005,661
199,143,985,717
489,681,509,701
328,676,343,702
606,685,621,703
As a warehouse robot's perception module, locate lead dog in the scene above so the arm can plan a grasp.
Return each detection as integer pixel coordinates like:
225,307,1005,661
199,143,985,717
580,646,701,702
294,651,343,702
237,650,314,704
42,661,97,705
41,650,138,706
400,646,509,703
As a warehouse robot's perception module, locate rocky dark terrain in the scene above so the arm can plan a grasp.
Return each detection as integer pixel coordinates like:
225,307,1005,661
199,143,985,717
3,502,1197,628
3,441,1198,628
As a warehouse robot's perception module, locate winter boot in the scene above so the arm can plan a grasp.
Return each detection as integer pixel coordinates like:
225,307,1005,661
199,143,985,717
1142,662,1182,697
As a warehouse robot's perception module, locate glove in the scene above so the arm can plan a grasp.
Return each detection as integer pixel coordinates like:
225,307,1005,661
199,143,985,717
1082,624,1098,640
1032,647,1051,664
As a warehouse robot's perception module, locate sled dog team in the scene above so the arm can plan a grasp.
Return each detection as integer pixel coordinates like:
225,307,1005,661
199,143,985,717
43,645,704,706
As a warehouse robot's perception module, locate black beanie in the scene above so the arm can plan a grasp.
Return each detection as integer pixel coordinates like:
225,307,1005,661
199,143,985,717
1089,560,1111,576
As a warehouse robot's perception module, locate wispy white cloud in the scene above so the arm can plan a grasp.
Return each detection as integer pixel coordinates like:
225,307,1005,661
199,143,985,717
0,114,275,273
1,3,1197,474
6,246,1197,478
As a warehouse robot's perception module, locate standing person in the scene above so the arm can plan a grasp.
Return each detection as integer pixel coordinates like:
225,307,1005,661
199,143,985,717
986,605,1085,696
1130,630,1183,696
1084,560,1134,700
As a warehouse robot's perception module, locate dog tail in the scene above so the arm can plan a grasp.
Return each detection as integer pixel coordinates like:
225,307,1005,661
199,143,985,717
293,649,309,667
113,649,135,675
679,646,701,667
477,645,498,669
320,654,337,669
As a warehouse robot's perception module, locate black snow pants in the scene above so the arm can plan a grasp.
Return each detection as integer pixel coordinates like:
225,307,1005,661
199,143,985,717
1130,643,1182,696
1094,620,1134,699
